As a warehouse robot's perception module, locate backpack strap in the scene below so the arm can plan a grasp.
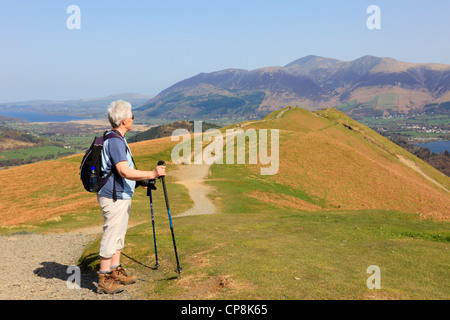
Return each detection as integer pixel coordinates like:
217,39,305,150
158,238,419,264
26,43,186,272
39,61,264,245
103,130,136,202
109,130,138,169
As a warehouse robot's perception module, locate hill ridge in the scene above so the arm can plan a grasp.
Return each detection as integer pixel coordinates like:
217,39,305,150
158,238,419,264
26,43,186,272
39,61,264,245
229,106,449,220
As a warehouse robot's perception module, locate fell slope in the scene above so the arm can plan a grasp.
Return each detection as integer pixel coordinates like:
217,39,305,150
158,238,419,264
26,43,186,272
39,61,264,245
0,136,179,227
235,107,450,221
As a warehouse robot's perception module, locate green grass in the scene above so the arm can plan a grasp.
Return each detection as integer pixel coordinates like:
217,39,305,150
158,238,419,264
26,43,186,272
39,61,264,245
48,133,99,150
0,145,74,160
72,156,450,300
335,93,399,114
77,207,450,299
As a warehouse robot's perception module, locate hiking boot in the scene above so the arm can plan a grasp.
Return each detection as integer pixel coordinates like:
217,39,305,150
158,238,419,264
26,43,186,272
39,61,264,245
98,272,124,294
111,265,137,285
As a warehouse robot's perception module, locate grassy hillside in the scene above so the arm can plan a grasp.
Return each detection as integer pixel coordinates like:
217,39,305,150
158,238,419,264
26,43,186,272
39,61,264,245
0,107,449,299
231,107,449,220
0,136,184,228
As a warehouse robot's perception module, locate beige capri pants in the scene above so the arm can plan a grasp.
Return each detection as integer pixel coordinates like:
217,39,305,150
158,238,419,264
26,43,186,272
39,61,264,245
97,194,132,259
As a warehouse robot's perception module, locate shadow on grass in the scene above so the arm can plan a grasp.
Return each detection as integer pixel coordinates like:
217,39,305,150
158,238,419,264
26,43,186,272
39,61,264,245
121,252,159,270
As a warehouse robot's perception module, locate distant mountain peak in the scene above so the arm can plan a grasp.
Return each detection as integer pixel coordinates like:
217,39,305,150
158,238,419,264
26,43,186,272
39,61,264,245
284,55,342,68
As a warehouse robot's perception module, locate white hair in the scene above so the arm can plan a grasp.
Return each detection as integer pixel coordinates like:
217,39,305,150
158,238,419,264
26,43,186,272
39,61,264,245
107,100,132,128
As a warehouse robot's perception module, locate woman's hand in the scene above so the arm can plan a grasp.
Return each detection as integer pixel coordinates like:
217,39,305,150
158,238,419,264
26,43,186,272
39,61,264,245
154,165,166,178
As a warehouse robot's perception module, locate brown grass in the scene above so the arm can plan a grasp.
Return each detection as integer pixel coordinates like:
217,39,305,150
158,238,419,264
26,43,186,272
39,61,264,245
174,274,249,299
129,136,179,159
244,108,450,221
0,136,178,227
0,159,97,226
0,139,35,152
246,190,322,211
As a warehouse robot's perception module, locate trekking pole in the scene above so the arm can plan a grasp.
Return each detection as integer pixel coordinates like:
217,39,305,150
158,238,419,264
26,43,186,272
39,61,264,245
147,185,159,269
158,160,183,277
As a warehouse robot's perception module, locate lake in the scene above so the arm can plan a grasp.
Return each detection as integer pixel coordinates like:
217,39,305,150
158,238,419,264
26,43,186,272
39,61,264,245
0,110,86,122
415,140,450,154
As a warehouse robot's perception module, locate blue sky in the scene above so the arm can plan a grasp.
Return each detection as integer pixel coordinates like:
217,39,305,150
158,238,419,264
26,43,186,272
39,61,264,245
1,0,450,102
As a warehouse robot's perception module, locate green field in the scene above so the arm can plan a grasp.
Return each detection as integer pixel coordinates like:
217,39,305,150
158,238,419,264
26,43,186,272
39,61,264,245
0,145,76,161
360,114,450,141
335,95,450,141
336,93,398,114
365,92,398,111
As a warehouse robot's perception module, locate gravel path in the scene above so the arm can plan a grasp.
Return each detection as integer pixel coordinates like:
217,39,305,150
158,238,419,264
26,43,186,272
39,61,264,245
173,163,215,217
0,230,144,300
0,162,215,300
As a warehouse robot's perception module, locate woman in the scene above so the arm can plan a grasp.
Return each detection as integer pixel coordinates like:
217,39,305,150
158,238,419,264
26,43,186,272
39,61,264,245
97,100,165,294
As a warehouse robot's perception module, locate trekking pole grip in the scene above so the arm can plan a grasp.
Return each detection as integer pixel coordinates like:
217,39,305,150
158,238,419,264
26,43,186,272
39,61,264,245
157,160,170,211
157,160,166,183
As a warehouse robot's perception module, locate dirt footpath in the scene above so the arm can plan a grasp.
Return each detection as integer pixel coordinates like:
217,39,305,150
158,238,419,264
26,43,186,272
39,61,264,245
397,155,449,193
172,163,216,217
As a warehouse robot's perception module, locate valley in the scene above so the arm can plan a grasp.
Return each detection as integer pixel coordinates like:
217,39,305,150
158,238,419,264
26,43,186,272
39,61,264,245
0,117,152,169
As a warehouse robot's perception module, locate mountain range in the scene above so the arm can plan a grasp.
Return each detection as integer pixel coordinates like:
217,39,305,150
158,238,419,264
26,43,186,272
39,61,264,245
135,55,450,121
0,93,153,119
